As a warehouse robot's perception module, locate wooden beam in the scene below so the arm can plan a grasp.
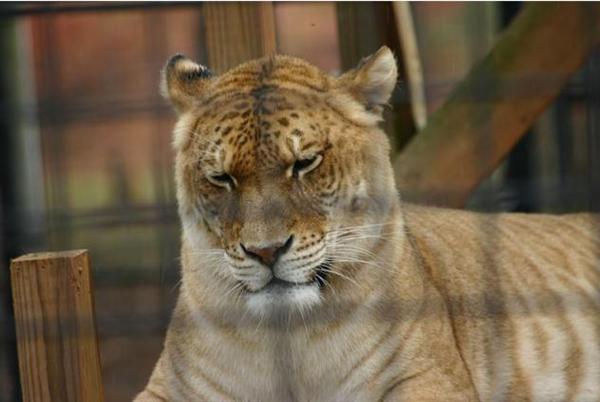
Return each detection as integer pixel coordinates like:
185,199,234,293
10,250,104,402
392,2,427,131
393,3,600,207
203,2,276,73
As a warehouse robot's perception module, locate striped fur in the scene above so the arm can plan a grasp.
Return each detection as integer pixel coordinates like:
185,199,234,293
135,48,600,401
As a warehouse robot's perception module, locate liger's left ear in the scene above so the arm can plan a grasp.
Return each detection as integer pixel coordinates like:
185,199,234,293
336,46,398,114
160,54,214,115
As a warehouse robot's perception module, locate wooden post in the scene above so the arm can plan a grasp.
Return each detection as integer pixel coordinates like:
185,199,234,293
203,2,276,73
392,2,427,131
393,3,600,207
10,250,104,402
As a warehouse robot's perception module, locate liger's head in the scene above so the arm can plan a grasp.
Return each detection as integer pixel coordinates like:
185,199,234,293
163,47,399,318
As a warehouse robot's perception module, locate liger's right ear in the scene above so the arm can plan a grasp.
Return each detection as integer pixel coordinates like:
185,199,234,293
160,54,214,114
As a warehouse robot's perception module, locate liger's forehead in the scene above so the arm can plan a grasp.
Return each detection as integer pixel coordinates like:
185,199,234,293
190,88,336,175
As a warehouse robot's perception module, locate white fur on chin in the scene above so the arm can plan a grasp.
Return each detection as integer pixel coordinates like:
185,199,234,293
245,282,322,318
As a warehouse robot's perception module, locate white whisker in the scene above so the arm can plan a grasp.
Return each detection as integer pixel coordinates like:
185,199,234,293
318,265,364,290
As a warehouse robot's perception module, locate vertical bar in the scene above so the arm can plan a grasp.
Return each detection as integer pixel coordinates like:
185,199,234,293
10,250,104,402
392,2,427,131
1,16,48,402
585,49,600,212
203,2,277,73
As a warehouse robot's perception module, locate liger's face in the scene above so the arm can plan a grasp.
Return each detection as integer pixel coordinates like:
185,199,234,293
166,49,398,318
177,89,390,317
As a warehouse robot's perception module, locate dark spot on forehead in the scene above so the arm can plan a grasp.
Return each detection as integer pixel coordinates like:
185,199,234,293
222,126,233,136
290,113,300,119
278,117,289,127
260,105,273,115
221,111,239,121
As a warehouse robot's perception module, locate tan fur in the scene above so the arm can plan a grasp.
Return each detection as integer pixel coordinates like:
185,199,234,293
135,48,600,402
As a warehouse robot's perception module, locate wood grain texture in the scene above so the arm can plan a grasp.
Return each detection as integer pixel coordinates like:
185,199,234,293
392,2,427,130
10,250,104,402
203,2,276,73
393,2,600,207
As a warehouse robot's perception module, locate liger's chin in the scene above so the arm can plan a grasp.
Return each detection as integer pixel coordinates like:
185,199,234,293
245,281,322,319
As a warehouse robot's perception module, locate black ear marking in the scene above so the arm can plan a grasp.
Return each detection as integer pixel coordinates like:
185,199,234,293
167,53,186,68
183,67,213,81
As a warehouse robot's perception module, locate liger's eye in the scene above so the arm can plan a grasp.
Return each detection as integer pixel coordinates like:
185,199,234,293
291,154,323,178
207,172,236,190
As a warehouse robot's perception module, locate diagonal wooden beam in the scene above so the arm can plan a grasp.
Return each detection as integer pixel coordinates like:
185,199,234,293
393,3,600,207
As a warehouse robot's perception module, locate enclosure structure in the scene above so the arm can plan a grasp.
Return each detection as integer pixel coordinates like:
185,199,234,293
1,2,599,401
10,251,104,402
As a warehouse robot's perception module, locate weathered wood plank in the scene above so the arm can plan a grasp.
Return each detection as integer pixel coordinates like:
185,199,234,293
203,2,276,73
392,2,427,130
393,3,600,207
10,250,104,402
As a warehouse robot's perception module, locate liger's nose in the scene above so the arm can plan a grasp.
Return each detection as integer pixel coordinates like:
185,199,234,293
241,236,293,267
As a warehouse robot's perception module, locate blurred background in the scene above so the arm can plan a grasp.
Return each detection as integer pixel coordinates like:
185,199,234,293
0,2,598,401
